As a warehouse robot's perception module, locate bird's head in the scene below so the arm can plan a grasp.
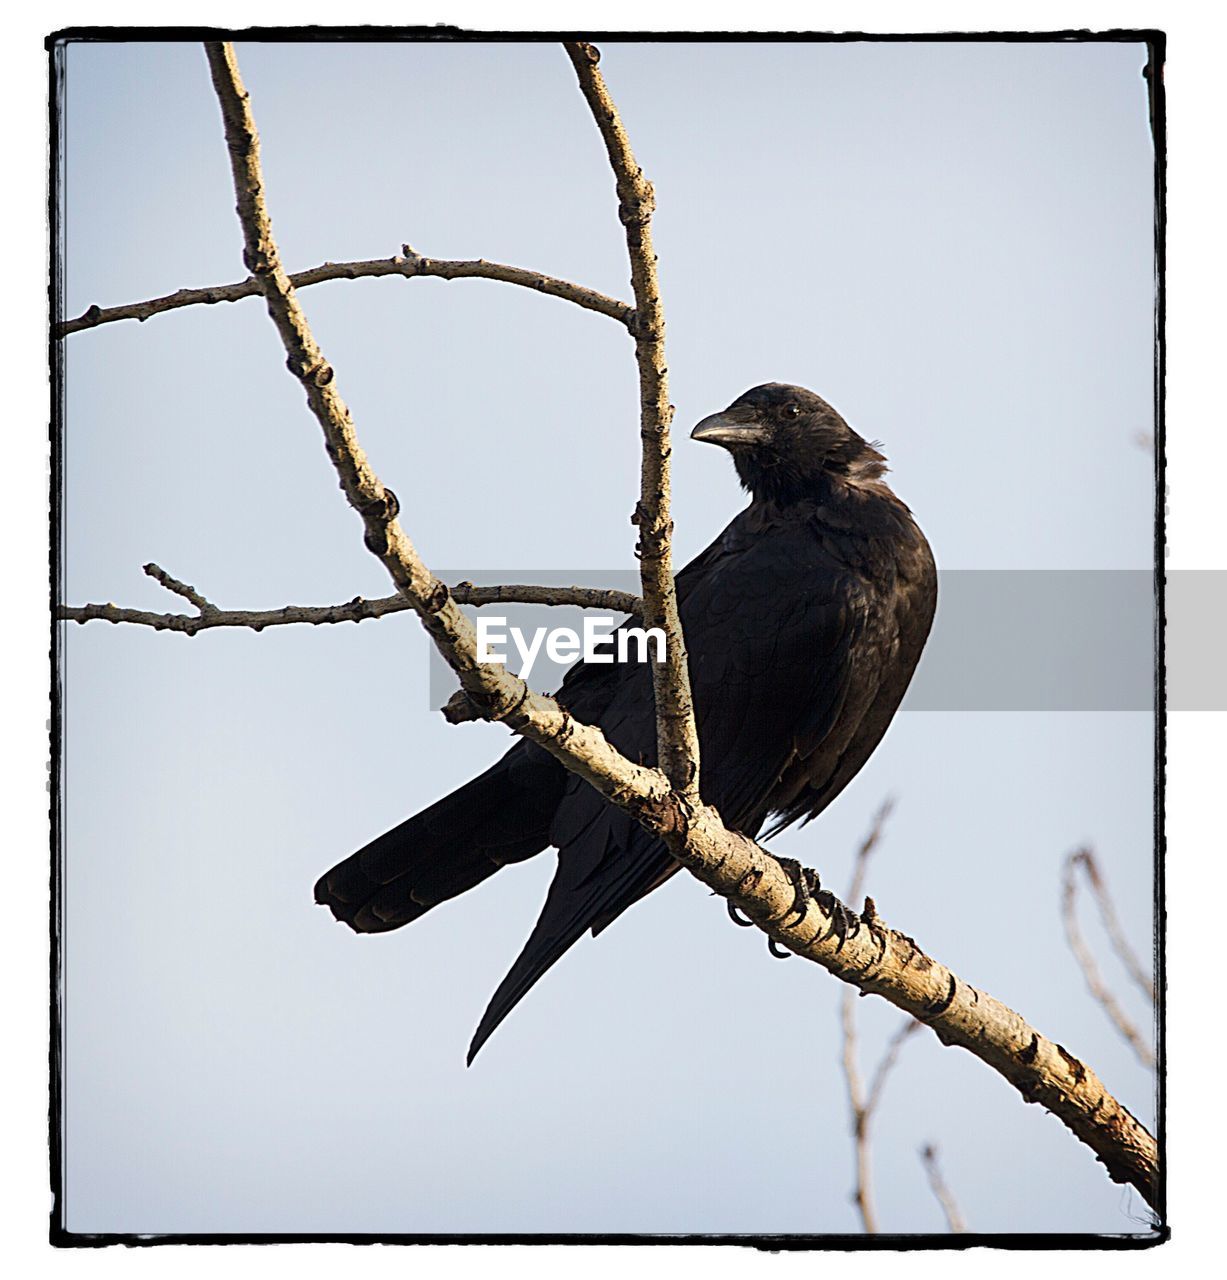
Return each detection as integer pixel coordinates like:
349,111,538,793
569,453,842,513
691,383,886,503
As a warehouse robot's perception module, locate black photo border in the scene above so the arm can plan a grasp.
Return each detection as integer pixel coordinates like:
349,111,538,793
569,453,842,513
47,24,1168,1251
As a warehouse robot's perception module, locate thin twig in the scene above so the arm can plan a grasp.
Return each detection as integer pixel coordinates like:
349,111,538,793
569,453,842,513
1061,849,1156,1069
1071,847,1156,1003
451,582,640,615
847,797,896,907
564,42,700,800
840,990,879,1233
839,799,913,1233
141,562,216,613
55,250,634,338
864,1019,922,1120
198,42,1158,1210
58,565,642,636
919,1144,967,1234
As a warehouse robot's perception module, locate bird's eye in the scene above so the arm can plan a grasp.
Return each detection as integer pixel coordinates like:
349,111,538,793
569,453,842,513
784,403,801,419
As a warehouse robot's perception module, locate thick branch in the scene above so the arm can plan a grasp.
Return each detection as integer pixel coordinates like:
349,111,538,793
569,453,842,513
58,565,641,636
55,249,634,338
564,42,700,800
203,40,1158,1212
654,817,1159,1211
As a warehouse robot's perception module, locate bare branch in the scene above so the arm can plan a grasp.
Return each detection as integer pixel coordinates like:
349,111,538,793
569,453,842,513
202,40,664,814
847,797,896,907
59,567,642,636
669,818,1159,1209
564,42,700,800
840,987,879,1233
141,562,216,613
838,800,915,1233
919,1144,967,1234
55,249,634,338
201,41,1158,1212
451,582,641,614
1062,849,1157,1069
864,1019,923,1120
1071,847,1156,1003
842,1016,923,1233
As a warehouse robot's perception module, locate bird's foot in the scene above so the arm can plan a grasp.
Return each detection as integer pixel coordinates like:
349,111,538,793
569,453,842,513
775,856,823,927
727,855,861,959
763,856,825,960
803,887,862,952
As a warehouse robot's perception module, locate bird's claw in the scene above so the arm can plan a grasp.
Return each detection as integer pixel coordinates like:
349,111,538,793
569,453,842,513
770,856,830,958
801,887,858,951
727,900,756,928
827,898,864,952
831,902,853,952
776,856,822,927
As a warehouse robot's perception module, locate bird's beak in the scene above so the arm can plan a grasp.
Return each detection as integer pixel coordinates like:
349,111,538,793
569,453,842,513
690,407,771,449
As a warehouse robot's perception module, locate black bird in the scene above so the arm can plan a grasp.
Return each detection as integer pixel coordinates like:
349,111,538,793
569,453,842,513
316,384,937,1062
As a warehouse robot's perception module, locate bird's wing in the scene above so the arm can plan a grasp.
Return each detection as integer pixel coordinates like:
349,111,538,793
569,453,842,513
682,526,867,826
467,524,867,1061
545,521,736,718
761,544,937,836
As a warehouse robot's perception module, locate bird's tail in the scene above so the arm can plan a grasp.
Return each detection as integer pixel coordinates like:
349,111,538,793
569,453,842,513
466,818,670,1064
314,745,564,934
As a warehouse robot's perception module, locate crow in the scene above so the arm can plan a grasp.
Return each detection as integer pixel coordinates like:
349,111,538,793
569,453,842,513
315,384,937,1062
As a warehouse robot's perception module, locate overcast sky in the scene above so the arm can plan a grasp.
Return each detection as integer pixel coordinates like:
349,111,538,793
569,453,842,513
59,37,1158,1237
